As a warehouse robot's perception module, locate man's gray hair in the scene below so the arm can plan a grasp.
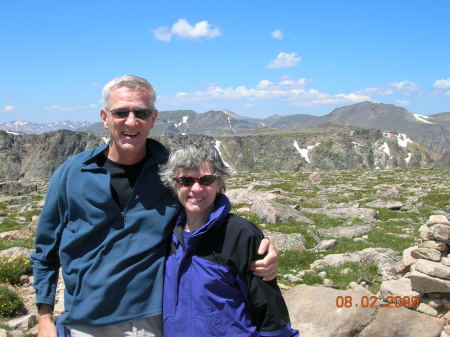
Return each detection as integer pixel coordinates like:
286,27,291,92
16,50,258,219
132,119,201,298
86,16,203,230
160,141,233,193
102,75,156,109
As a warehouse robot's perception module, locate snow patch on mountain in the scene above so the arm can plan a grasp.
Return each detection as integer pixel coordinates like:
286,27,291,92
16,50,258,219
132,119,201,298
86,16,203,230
293,141,320,163
214,140,233,169
397,133,413,148
413,114,434,124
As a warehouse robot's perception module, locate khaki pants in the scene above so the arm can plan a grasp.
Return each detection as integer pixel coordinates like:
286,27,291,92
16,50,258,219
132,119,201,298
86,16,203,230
67,315,163,337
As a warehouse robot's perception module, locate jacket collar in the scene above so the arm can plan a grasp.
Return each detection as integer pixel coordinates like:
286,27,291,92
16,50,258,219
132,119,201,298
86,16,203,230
81,138,169,169
174,193,231,249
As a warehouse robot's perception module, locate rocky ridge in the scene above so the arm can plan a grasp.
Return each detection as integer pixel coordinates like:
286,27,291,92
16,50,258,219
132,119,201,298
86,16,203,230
0,124,446,182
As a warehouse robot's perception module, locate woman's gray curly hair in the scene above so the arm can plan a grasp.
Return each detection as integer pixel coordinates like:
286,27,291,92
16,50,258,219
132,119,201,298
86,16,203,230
160,141,233,193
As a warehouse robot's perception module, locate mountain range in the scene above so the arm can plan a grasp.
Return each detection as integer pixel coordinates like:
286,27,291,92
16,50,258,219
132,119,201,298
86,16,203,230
0,120,92,134
2,102,449,153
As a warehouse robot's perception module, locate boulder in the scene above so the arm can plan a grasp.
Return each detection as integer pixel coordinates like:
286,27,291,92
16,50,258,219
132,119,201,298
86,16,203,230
284,285,377,337
311,248,399,280
415,259,450,280
403,246,419,267
315,239,338,251
420,240,448,252
379,278,420,300
300,207,377,222
318,224,374,239
407,270,450,293
411,248,442,262
0,247,32,259
365,200,404,210
427,215,450,226
6,314,37,331
225,188,277,205
429,224,450,244
251,199,313,225
359,307,444,337
262,230,306,251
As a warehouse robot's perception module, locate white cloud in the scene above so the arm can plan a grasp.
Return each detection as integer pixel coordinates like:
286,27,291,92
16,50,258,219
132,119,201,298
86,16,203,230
3,105,15,112
153,19,221,42
242,104,255,108
390,80,420,95
279,78,308,88
158,77,370,110
256,80,273,89
357,87,394,96
153,26,172,41
433,77,450,89
90,82,100,87
271,29,283,40
267,52,301,69
357,80,420,97
394,99,411,106
44,104,98,111
334,93,370,102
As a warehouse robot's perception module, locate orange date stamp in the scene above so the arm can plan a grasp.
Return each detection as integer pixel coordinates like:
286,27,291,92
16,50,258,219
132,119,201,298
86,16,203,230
336,295,420,309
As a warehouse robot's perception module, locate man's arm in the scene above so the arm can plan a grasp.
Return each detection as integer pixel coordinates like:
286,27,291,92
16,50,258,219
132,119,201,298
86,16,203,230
37,304,57,337
31,169,67,331
251,238,278,281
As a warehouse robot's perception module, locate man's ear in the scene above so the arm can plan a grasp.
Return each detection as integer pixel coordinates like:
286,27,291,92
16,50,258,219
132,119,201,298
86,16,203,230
100,109,109,129
150,109,159,126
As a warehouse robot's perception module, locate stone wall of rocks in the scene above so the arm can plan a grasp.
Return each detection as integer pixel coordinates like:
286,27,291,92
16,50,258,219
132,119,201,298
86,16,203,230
378,214,450,337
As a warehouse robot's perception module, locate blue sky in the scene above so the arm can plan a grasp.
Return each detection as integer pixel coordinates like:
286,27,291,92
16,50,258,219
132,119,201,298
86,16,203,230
1,0,450,123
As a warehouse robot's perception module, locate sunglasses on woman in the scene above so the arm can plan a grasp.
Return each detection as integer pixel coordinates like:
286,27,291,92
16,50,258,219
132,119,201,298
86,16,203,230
175,175,218,187
108,108,155,120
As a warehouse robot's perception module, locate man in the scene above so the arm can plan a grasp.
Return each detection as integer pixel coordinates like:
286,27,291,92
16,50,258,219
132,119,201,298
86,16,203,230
32,75,278,337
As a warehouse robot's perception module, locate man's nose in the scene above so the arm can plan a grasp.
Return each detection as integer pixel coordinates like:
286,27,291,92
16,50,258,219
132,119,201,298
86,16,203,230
124,111,138,124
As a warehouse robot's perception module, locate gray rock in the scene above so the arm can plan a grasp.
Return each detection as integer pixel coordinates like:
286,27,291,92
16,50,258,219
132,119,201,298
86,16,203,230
340,268,352,276
359,306,444,337
0,247,32,259
323,279,333,286
300,207,378,222
416,259,450,279
311,248,400,280
283,274,302,282
442,257,450,267
318,224,374,239
427,215,450,226
365,200,404,210
8,331,24,337
225,188,277,205
429,224,450,244
251,199,313,225
407,270,450,293
318,271,327,279
6,314,37,331
315,239,338,251
0,181,39,196
411,248,442,262
403,246,419,267
417,302,439,317
420,240,448,252
284,285,377,337
423,296,444,310
379,278,420,300
262,230,306,251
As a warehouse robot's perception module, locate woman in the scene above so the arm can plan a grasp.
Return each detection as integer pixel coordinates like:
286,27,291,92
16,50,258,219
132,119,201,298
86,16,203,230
160,142,299,337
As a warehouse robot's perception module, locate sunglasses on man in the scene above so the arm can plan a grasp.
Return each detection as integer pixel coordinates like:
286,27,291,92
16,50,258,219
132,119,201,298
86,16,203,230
175,175,218,187
108,108,155,120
